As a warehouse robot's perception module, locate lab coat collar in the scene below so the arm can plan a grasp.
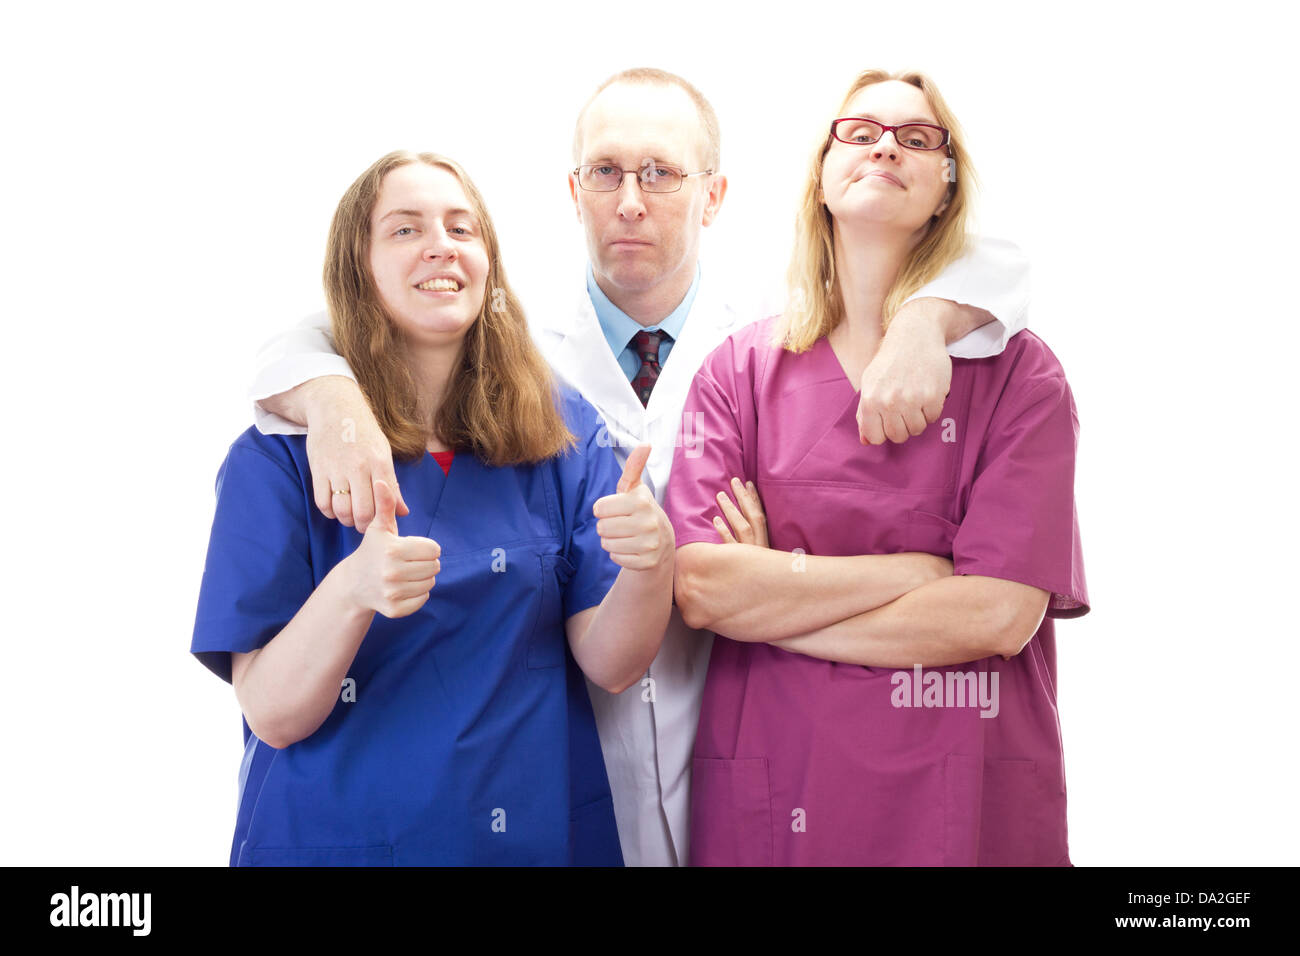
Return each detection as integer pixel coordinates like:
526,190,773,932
535,263,748,438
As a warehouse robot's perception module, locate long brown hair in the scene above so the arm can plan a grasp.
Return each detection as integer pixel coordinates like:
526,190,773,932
779,70,977,351
324,150,573,464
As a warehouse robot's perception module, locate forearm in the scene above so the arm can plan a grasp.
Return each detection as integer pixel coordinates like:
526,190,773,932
772,575,1047,668
250,315,357,435
259,375,367,431
234,562,376,748
675,542,946,641
893,296,996,345
573,559,673,694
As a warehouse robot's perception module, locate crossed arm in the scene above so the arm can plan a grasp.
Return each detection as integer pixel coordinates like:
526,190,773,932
675,481,1049,668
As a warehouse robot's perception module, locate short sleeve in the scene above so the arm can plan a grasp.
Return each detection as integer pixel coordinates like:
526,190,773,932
190,431,317,681
953,371,1089,618
556,393,623,619
663,337,753,548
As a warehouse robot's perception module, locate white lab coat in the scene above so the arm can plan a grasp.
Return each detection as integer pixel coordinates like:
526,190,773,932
531,274,750,867
248,236,1031,867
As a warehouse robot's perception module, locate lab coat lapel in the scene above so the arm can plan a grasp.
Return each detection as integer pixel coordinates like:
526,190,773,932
641,277,746,497
534,288,647,480
550,291,640,414
645,274,742,424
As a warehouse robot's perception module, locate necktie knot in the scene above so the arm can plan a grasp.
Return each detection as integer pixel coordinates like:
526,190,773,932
634,329,666,361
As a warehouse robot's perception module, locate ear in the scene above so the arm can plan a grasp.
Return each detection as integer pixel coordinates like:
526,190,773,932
568,171,583,223
700,174,729,227
934,186,954,218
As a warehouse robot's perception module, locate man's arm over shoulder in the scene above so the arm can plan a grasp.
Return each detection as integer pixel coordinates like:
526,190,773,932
859,236,1032,444
250,311,356,434
906,235,1031,359
246,311,406,530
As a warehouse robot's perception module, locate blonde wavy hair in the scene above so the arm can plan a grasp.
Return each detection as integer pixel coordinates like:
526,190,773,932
324,150,573,465
779,70,976,351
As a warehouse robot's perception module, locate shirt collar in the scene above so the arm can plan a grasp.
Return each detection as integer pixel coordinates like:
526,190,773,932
586,261,701,356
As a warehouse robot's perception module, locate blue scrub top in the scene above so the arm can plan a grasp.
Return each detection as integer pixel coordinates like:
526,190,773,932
191,386,624,866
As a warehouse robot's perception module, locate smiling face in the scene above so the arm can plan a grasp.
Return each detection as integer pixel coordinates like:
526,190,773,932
820,80,952,239
368,162,490,348
569,82,724,309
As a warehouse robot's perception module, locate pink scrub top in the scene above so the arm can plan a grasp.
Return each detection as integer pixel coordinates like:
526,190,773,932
663,317,1089,866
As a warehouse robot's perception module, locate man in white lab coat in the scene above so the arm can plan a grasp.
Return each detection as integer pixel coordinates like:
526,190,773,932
248,68,1030,866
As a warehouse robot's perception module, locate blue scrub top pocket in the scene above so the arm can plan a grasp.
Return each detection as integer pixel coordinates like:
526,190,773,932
527,552,575,669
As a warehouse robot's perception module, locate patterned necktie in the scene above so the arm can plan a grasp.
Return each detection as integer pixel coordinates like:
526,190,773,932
631,329,670,407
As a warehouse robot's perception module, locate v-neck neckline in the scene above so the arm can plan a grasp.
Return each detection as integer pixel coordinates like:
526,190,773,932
821,328,887,396
814,333,867,398
405,448,463,540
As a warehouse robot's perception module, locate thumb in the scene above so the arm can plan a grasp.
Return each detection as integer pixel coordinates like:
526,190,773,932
617,444,651,494
370,478,400,535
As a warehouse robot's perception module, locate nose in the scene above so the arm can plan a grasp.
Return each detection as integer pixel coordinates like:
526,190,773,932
615,170,647,221
422,228,459,261
870,131,901,162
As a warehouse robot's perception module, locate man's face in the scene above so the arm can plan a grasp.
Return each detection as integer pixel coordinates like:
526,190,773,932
569,82,725,305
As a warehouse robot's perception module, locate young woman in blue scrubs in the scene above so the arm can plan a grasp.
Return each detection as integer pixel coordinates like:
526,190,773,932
191,151,674,866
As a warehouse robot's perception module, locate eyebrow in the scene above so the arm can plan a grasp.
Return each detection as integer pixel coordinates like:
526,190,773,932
852,114,941,126
583,156,682,167
376,207,477,223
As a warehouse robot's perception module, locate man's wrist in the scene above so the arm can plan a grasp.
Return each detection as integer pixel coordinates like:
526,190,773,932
300,376,367,429
899,297,998,345
947,303,997,344
888,298,951,345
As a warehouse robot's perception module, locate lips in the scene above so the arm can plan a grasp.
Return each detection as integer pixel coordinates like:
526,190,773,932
863,170,904,188
609,239,653,253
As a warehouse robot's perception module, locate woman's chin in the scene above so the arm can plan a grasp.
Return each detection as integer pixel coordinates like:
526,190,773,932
400,318,477,350
830,204,932,236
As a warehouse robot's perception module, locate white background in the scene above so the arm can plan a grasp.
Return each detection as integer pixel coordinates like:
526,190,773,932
2,0,1296,865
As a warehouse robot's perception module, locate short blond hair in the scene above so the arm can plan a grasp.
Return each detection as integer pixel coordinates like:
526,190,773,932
572,67,721,171
779,69,976,352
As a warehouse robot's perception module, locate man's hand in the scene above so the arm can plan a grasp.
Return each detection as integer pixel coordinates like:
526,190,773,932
857,298,999,445
712,477,769,547
857,299,951,445
593,445,675,571
295,377,410,532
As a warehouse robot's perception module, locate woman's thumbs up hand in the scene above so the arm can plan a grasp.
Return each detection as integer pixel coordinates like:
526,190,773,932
342,479,441,618
593,445,675,572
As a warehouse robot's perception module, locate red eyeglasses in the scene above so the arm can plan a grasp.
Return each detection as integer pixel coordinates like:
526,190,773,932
829,117,950,151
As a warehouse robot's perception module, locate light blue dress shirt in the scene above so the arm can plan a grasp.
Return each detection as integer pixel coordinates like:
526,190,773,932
586,263,701,382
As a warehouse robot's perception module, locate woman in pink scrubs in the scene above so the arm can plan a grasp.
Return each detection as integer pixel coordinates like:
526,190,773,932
666,70,1089,866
